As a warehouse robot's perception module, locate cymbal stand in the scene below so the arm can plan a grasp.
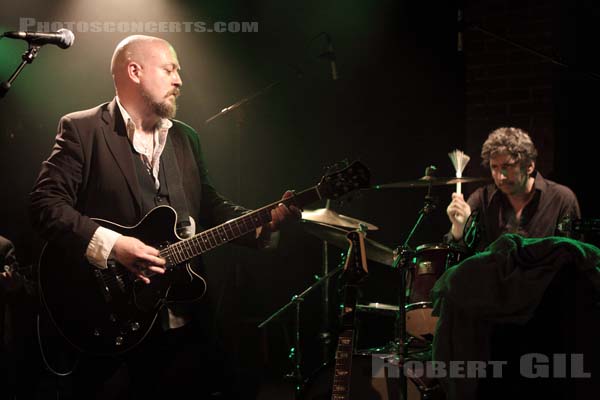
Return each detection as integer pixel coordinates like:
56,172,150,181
319,199,333,365
258,260,345,399
392,166,437,400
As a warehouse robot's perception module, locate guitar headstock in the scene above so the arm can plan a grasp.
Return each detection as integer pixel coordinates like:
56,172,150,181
342,230,369,284
316,160,370,200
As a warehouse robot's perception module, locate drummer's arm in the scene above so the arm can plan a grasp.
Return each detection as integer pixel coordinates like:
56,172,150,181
444,190,483,251
446,193,472,241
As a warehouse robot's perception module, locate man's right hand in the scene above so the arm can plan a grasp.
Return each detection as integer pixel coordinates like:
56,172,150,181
112,236,166,284
446,192,472,241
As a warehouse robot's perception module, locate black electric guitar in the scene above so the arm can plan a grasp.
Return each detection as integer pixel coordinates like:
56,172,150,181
38,161,370,355
331,229,369,400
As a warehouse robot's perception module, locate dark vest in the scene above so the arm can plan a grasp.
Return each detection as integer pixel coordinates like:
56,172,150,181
133,154,170,211
131,134,191,236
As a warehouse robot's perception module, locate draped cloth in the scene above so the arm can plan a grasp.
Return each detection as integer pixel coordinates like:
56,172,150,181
431,234,600,400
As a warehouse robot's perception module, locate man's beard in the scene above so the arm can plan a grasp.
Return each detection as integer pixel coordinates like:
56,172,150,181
141,89,177,119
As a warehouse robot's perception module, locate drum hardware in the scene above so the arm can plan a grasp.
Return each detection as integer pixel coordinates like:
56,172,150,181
388,165,442,400
302,207,379,231
284,165,478,398
318,202,332,368
300,169,382,362
404,243,465,342
258,255,346,399
261,168,382,397
357,302,400,314
372,175,490,189
302,199,382,363
311,166,469,399
557,216,600,238
378,166,470,400
302,221,395,267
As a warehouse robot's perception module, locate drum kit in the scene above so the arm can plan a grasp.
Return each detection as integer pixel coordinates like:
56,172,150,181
259,171,490,399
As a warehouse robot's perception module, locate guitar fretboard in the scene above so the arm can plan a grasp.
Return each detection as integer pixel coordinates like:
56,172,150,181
332,330,354,400
160,186,320,266
330,230,368,400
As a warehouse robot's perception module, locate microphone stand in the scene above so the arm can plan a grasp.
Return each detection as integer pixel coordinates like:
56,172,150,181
392,166,437,400
205,81,282,125
258,262,344,399
0,44,41,98
203,30,337,200
465,23,600,81
202,31,336,126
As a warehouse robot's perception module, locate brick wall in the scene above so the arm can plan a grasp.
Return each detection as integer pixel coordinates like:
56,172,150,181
463,0,556,176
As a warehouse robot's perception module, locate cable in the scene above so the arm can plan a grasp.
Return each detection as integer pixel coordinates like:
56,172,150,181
36,313,78,377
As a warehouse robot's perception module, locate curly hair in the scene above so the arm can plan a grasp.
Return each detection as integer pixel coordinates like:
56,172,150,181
480,127,538,167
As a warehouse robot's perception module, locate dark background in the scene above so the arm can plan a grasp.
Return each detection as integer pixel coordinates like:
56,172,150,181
1,0,598,397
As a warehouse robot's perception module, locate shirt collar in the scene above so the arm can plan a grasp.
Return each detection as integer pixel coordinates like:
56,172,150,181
532,171,547,192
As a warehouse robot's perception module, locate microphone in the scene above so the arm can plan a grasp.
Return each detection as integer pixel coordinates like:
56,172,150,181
2,28,75,49
321,33,338,81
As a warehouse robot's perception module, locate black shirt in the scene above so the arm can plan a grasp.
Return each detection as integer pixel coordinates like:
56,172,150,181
450,172,581,253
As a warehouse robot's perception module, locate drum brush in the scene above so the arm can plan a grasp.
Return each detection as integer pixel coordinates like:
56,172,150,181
448,149,470,195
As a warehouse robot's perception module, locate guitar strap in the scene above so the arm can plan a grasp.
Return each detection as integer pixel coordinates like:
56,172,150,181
161,132,192,238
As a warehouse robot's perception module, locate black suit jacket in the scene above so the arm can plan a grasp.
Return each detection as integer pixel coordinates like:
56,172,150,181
30,99,249,257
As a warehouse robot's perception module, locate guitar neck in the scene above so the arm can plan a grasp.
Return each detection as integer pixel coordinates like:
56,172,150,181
332,329,354,400
162,186,321,265
330,230,368,400
331,286,360,400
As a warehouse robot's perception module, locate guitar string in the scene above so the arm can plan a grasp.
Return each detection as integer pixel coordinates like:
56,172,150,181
161,208,273,265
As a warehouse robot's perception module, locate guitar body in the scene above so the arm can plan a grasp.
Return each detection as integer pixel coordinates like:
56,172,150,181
37,161,371,356
38,206,207,355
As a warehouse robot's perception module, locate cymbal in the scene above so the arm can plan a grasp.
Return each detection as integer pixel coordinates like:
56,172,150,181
302,221,394,266
302,208,379,230
357,302,399,315
372,176,490,189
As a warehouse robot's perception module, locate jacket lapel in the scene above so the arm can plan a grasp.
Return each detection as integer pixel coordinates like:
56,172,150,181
100,99,143,217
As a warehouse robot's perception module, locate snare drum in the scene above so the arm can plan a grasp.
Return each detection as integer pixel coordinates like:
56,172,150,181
406,243,464,341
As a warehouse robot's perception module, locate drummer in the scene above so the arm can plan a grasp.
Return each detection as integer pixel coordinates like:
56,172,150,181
445,126,581,252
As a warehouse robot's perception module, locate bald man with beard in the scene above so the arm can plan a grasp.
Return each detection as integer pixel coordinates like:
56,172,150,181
30,35,298,399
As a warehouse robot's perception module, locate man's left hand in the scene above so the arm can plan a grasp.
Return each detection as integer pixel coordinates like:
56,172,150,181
268,190,302,231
